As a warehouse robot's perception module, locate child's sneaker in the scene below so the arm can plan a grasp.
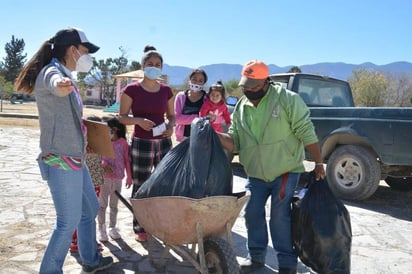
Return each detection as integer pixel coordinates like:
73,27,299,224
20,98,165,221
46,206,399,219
99,231,108,242
69,242,78,252
70,242,102,253
109,227,121,240
99,224,108,242
81,255,113,274
135,232,148,242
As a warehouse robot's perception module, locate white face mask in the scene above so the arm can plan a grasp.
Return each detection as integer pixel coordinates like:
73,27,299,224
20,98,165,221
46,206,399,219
189,81,203,92
74,48,93,73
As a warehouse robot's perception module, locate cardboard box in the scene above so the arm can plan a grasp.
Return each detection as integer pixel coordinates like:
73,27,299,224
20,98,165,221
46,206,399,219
84,120,115,158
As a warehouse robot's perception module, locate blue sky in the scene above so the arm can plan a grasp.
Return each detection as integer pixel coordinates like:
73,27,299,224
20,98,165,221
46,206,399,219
1,0,411,69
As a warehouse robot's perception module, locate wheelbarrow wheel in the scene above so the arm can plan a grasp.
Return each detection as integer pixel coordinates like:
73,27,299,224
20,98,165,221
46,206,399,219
198,237,241,274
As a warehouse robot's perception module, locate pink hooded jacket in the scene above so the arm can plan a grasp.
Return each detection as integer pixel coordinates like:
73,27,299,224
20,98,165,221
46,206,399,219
174,91,206,142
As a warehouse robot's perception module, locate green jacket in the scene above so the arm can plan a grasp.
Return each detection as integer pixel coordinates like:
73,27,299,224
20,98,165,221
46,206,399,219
229,82,318,182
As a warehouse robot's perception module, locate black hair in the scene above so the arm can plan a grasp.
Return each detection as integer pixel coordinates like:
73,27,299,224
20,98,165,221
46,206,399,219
189,68,208,84
141,45,163,66
208,80,225,98
107,117,126,139
85,115,102,122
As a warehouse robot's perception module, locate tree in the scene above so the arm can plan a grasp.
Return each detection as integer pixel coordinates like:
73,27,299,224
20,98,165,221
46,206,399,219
129,61,141,71
93,57,127,106
287,66,302,73
2,36,26,83
77,47,131,106
225,79,243,98
386,73,412,107
348,68,389,106
0,61,4,77
0,75,14,99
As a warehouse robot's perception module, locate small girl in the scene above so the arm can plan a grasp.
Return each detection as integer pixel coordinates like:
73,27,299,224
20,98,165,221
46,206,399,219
70,115,105,252
98,117,132,241
199,80,231,133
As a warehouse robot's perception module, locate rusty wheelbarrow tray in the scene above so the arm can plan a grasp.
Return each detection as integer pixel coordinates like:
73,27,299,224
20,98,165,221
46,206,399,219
117,191,248,274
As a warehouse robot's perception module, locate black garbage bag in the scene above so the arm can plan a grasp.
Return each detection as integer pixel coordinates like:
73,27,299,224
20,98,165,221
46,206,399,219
134,117,233,198
292,172,352,274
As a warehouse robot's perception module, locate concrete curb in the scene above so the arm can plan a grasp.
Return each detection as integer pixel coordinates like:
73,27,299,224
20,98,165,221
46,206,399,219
0,113,39,119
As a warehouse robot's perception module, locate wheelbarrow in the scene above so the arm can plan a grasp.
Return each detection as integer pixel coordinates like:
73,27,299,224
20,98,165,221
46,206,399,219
116,191,249,274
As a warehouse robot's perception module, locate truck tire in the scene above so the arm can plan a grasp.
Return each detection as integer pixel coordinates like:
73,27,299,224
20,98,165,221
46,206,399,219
385,177,412,191
326,145,380,200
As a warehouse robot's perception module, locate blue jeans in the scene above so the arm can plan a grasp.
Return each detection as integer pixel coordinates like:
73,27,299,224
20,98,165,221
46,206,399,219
244,173,299,269
38,160,100,274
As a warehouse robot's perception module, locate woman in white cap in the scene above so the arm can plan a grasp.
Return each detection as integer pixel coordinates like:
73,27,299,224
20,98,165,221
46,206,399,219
14,27,113,274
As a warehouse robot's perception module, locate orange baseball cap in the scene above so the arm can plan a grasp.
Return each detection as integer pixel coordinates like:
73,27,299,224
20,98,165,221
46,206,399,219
238,60,269,87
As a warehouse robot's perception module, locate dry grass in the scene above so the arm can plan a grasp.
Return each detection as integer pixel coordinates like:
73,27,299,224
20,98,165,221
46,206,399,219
0,100,184,148
0,100,170,145
0,101,113,128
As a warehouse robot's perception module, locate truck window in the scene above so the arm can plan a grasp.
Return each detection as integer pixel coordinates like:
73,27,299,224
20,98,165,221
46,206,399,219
298,78,351,107
272,79,288,90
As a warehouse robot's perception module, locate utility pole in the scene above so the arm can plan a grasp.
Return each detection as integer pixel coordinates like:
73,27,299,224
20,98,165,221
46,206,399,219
0,87,3,112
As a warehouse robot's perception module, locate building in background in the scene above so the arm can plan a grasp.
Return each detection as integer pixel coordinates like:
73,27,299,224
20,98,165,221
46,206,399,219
103,70,168,113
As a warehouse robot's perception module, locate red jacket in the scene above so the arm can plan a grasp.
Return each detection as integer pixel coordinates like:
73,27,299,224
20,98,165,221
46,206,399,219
199,98,231,133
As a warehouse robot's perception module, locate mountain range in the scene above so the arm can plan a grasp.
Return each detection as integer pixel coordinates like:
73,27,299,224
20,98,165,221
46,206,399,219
162,61,412,88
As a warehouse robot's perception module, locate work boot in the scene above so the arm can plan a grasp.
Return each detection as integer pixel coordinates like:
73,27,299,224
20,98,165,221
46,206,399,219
81,255,113,274
239,258,265,273
278,267,297,274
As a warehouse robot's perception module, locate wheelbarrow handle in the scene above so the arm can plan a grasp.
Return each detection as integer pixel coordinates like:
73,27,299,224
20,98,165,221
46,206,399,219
114,190,134,213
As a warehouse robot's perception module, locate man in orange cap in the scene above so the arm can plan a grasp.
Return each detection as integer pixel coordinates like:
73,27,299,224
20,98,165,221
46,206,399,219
217,60,325,273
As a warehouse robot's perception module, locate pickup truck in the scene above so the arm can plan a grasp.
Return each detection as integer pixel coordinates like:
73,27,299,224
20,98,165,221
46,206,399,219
10,93,36,104
267,73,412,200
270,73,412,200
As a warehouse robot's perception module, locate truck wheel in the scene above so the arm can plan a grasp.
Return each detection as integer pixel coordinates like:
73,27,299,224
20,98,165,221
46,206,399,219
199,237,241,274
385,177,412,191
326,145,380,200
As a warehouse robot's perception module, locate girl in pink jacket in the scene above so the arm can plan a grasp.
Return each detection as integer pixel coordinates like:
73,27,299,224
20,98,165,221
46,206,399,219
199,80,231,133
98,117,132,242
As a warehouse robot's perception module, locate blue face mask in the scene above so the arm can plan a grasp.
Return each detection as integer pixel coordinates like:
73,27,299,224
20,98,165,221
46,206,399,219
144,67,162,80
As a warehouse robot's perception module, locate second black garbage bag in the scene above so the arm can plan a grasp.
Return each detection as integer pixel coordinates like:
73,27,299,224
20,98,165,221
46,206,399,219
134,117,233,199
292,172,352,274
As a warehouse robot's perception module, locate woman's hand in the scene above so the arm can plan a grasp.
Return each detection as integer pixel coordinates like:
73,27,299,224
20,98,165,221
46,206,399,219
103,164,114,174
56,77,74,96
138,118,156,131
86,146,96,154
162,127,174,138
